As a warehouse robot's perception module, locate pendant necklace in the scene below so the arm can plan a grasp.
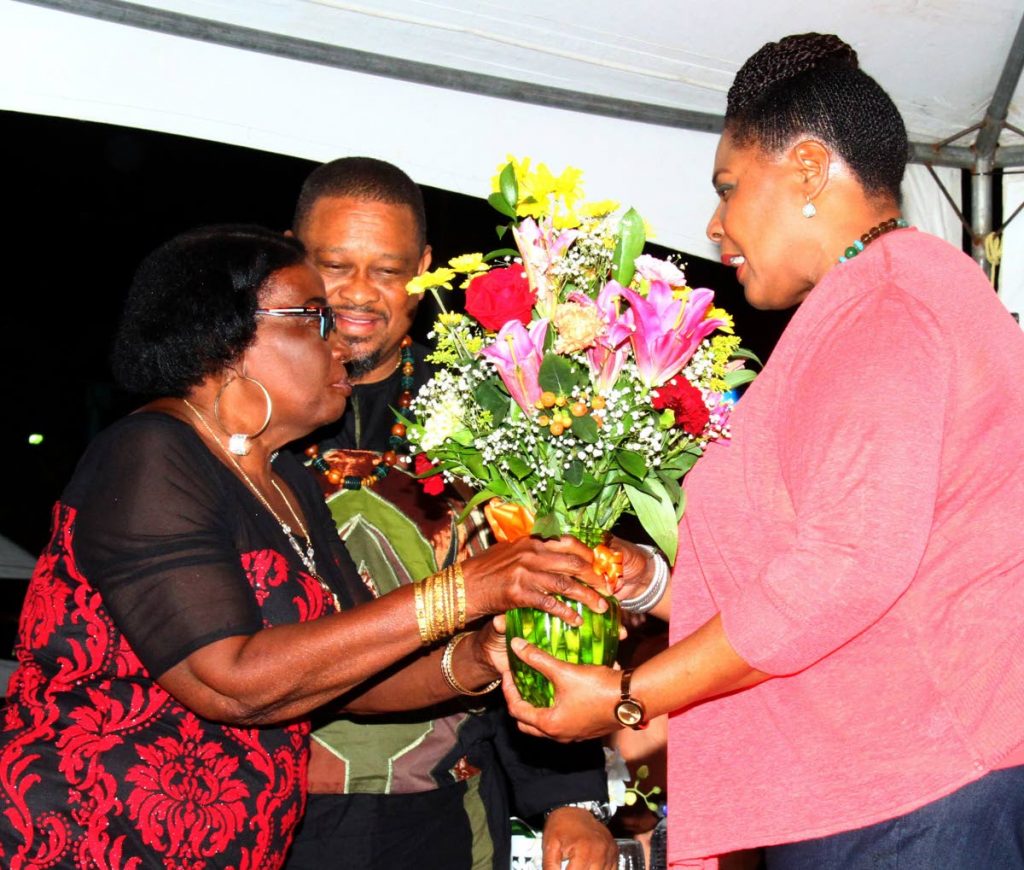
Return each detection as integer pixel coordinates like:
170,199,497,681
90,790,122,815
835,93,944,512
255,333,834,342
183,399,341,611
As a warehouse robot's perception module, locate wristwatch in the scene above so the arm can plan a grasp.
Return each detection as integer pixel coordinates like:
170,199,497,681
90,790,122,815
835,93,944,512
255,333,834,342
614,668,647,730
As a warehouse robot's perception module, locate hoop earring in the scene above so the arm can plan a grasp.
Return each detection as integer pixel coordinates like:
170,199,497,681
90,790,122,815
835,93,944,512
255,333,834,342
802,198,817,219
214,375,272,456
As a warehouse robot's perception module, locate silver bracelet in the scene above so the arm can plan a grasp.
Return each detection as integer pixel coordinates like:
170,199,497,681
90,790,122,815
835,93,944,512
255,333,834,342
545,800,612,823
619,545,669,613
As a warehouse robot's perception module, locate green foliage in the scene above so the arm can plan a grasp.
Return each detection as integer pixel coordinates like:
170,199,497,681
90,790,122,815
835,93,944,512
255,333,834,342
488,192,517,219
625,481,679,563
538,353,583,395
474,378,510,426
611,208,645,285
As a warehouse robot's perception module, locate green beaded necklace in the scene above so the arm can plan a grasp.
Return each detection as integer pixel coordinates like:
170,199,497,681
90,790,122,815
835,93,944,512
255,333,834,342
838,217,909,263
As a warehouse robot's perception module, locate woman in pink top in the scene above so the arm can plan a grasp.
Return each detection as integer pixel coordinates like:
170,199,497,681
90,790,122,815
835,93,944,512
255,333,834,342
504,33,1024,868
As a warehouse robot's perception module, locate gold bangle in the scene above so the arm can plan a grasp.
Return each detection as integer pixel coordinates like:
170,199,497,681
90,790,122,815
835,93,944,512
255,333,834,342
452,562,466,631
441,631,501,696
414,579,432,644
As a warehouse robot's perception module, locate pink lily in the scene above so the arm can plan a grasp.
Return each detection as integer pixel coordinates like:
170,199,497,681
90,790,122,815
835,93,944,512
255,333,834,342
620,282,725,387
480,318,550,413
633,254,687,287
513,218,579,316
577,281,635,392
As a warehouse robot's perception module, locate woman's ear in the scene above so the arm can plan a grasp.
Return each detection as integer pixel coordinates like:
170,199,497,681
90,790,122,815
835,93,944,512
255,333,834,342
791,139,832,203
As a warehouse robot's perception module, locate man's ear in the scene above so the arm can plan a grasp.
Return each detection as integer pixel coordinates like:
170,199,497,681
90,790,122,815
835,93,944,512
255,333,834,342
417,244,433,275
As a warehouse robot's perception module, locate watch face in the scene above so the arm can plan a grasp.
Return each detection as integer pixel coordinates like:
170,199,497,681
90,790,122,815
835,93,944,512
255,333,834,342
615,699,644,727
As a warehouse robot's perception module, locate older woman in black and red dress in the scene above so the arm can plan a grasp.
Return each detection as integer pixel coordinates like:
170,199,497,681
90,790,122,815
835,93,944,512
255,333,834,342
0,225,609,868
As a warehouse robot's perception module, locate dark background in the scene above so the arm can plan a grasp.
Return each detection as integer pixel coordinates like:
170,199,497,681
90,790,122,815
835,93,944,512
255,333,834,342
0,108,791,648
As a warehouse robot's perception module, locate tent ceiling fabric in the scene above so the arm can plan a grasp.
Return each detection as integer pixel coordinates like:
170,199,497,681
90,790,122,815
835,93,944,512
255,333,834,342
98,0,1024,145
0,0,1007,260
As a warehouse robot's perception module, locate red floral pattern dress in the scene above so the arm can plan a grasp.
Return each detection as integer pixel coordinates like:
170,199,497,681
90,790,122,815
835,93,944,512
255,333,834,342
0,414,358,869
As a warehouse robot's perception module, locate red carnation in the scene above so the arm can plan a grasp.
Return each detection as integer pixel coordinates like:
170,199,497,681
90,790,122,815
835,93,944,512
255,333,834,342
464,267,536,331
414,452,445,496
651,378,710,436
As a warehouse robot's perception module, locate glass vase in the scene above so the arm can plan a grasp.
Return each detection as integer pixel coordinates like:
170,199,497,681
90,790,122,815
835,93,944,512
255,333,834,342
505,525,621,707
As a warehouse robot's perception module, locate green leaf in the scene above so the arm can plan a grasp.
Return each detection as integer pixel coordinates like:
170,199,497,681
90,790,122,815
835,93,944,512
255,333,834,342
565,459,585,486
724,368,758,389
563,476,603,509
570,413,598,443
611,207,646,286
474,378,510,425
484,247,521,261
463,452,488,479
531,512,563,540
456,488,500,524
499,162,519,213
657,408,676,429
505,456,533,480
730,346,763,367
625,481,678,563
661,449,701,475
538,353,582,394
487,191,516,219
675,487,687,523
615,449,648,480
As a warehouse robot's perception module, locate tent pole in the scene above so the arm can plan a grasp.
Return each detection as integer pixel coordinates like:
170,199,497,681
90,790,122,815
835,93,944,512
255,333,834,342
971,156,994,272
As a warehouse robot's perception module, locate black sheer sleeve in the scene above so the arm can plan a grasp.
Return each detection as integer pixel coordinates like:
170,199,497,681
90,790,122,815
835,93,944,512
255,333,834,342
71,414,263,677
270,448,370,611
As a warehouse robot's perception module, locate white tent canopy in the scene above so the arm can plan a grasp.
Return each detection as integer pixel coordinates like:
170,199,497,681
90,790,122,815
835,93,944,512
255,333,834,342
3,0,1022,305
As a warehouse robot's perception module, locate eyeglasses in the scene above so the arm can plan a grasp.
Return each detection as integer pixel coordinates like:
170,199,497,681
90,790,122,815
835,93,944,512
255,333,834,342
255,306,337,340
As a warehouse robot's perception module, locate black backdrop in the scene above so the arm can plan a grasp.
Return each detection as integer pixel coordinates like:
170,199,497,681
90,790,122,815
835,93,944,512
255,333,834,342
0,108,791,561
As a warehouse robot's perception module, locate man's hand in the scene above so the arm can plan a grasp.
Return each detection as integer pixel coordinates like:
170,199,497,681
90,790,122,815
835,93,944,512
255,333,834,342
542,806,617,870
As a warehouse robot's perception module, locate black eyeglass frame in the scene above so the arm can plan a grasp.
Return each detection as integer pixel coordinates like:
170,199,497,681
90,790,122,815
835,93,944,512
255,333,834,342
254,306,337,340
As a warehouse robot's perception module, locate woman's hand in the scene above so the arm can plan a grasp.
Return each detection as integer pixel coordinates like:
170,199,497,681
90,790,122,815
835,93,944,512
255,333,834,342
462,536,608,624
474,614,509,675
501,637,622,742
611,536,656,601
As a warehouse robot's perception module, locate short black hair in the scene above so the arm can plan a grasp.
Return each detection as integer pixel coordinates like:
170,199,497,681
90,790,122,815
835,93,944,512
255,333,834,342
112,225,306,397
725,33,908,202
292,156,427,249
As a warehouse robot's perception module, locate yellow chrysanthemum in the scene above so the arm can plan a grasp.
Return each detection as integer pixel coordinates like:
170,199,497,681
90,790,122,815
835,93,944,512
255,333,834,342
497,156,586,226
448,253,488,273
406,268,456,296
578,199,620,218
437,311,468,329
711,334,743,381
707,307,735,334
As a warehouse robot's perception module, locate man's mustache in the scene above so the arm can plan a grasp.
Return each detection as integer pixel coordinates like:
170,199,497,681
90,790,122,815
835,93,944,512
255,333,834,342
332,303,390,323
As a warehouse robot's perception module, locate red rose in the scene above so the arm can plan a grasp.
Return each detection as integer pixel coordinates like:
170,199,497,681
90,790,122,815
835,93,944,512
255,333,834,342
464,267,536,331
651,378,710,436
414,452,445,496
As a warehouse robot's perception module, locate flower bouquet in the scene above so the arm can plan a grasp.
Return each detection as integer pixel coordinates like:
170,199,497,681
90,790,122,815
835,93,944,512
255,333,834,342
404,157,754,705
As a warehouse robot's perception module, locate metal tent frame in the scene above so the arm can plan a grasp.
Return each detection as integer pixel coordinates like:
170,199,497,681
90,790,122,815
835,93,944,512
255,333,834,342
18,0,1024,272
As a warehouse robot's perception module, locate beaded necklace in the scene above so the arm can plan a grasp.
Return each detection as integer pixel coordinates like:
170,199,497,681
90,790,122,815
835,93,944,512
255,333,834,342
307,336,415,490
183,399,341,611
838,217,909,263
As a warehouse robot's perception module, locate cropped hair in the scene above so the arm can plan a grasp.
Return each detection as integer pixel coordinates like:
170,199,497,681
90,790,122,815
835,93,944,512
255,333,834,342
112,225,306,397
292,156,427,249
725,33,908,201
